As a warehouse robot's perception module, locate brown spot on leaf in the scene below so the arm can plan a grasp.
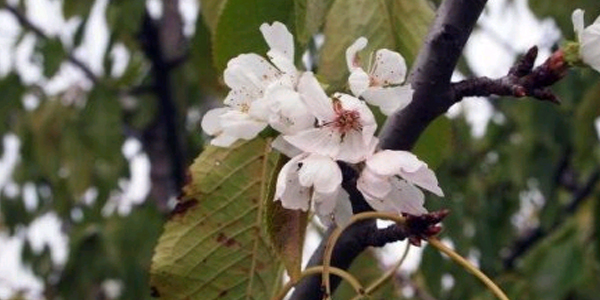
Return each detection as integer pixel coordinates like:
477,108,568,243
170,199,199,219
216,233,239,247
218,290,228,298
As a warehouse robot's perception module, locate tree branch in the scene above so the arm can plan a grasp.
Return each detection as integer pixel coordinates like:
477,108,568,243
379,0,487,151
139,0,188,211
451,46,567,104
4,5,99,84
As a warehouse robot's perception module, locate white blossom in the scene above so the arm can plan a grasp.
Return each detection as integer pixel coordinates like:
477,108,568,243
357,150,443,216
275,153,341,211
283,72,377,163
346,37,413,115
202,22,312,147
572,9,600,73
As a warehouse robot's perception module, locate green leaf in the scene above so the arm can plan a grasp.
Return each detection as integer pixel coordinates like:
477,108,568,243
0,73,25,133
318,0,395,91
106,0,146,47
574,81,600,167
151,138,282,300
63,0,95,19
413,116,452,169
387,0,434,64
213,0,294,72
519,220,585,300
293,0,335,47
39,39,67,78
318,0,432,91
190,13,223,94
200,0,229,34
264,155,307,282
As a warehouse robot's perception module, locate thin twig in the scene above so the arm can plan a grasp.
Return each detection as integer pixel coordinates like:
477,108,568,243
451,46,568,104
4,5,99,84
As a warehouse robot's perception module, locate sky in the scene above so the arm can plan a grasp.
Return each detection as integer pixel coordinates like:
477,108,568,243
0,0,566,298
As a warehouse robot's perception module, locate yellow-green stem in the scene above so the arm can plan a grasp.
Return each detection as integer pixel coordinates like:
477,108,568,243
428,237,510,300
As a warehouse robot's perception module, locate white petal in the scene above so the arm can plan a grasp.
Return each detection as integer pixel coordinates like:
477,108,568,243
361,84,414,115
581,24,600,72
348,68,370,97
201,107,227,135
275,154,311,211
223,54,280,104
210,134,239,147
314,188,352,227
369,49,407,86
366,150,424,176
267,50,298,80
345,37,368,70
386,178,427,215
337,131,371,163
223,88,255,110
260,22,294,66
264,85,314,134
297,72,335,121
357,168,392,201
573,9,585,40
332,190,353,227
271,135,302,158
284,127,341,158
297,154,342,194
247,95,272,121
313,189,339,216
399,165,444,197
219,110,267,139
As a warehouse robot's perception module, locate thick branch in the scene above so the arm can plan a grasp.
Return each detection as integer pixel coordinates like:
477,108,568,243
379,0,487,151
4,5,98,84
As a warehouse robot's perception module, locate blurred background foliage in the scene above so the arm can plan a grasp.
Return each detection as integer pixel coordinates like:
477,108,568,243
0,0,599,299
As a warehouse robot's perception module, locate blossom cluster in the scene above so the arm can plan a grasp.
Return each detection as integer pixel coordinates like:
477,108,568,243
201,22,443,226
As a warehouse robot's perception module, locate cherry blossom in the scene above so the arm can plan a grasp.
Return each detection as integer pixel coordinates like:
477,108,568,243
202,22,312,146
274,152,352,223
357,150,443,216
572,9,600,73
283,72,377,163
346,37,413,115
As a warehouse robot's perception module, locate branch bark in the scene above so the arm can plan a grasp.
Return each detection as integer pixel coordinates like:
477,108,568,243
139,0,188,211
291,0,487,299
